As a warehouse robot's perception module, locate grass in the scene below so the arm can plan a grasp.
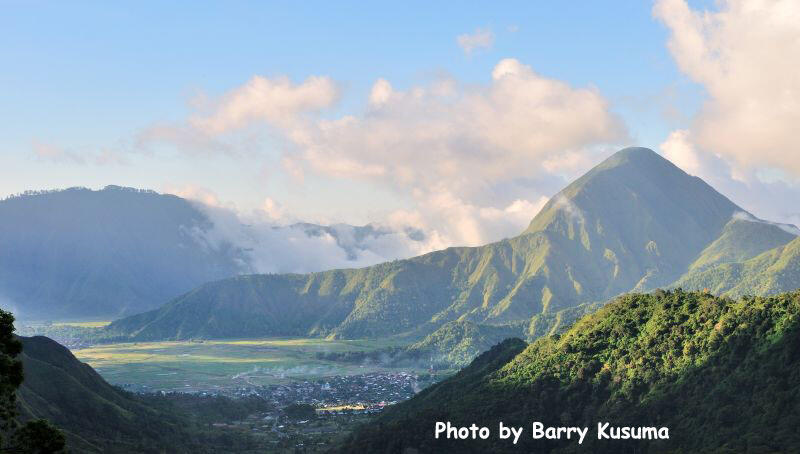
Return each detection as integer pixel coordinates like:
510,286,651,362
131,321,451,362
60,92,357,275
316,404,367,412
53,320,112,328
73,337,418,392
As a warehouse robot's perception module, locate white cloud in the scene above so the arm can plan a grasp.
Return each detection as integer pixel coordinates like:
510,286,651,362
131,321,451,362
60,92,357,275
163,184,234,210
284,59,624,244
185,199,440,274
292,59,625,204
732,210,800,236
457,27,495,55
136,75,340,156
190,75,340,134
150,58,627,247
368,78,394,106
32,140,128,166
164,188,445,272
384,192,549,247
659,129,701,175
260,197,286,222
654,0,800,229
654,0,800,175
551,194,585,223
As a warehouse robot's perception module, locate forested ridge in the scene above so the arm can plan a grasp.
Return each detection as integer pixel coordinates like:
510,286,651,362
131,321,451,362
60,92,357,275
341,290,800,453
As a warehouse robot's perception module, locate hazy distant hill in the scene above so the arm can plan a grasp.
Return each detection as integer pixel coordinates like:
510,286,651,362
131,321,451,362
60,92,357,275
106,147,800,342
0,186,431,321
0,186,248,320
340,290,800,453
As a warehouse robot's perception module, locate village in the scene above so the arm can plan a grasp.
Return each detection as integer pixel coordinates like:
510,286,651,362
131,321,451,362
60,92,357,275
192,372,441,452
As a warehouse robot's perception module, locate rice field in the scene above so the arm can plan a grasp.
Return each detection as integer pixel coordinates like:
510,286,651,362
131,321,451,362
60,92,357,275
73,337,414,392
53,320,112,328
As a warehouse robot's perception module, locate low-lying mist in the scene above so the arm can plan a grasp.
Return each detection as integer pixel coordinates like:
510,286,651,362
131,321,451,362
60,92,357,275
190,202,440,274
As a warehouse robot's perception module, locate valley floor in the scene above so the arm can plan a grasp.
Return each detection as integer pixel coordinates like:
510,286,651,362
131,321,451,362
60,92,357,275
67,335,451,451
70,337,434,393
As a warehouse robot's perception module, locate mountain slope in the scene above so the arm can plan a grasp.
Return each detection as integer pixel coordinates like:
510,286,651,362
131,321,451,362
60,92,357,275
403,321,527,367
0,186,432,321
393,301,604,368
687,215,796,271
340,290,800,453
676,235,800,296
106,147,754,341
524,147,741,292
0,187,247,320
17,336,176,452
16,336,270,453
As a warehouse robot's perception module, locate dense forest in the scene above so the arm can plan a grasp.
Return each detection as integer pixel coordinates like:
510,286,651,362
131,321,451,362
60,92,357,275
341,290,800,453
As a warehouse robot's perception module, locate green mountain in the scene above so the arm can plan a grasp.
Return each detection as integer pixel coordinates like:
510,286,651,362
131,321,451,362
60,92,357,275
0,186,247,320
382,302,603,368
524,301,606,339
687,215,796,272
16,336,267,453
676,235,800,297
340,290,800,453
107,147,761,342
403,321,527,367
521,147,741,292
17,335,183,452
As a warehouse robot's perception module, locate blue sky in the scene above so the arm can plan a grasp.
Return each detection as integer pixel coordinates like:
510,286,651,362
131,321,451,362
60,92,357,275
2,1,798,247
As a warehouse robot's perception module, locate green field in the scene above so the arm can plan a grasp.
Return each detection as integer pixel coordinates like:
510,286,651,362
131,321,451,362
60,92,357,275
73,337,417,392
53,320,111,328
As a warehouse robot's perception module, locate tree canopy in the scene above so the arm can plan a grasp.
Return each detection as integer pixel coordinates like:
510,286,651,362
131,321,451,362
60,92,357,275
0,309,65,453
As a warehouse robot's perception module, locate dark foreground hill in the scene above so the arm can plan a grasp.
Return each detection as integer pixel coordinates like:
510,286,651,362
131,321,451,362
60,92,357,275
106,147,799,343
16,336,269,453
340,290,800,453
0,186,247,320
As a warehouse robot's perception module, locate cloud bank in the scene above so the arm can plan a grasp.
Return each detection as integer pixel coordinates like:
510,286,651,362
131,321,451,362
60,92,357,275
180,198,440,274
165,59,626,246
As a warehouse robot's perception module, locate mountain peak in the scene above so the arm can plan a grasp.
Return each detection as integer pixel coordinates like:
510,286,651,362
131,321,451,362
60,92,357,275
589,146,676,176
609,146,659,159
523,145,741,289
527,146,734,232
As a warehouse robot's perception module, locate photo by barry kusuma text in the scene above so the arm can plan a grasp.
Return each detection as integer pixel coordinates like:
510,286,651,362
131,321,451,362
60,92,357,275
435,421,670,445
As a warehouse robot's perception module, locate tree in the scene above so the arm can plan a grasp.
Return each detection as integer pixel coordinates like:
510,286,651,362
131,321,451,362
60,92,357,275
0,310,23,437
0,309,65,453
8,420,65,454
284,403,316,420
